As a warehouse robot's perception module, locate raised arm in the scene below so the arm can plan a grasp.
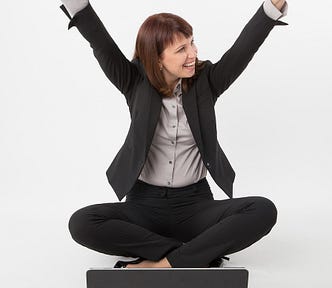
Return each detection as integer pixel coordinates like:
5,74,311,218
60,1,142,105
207,0,288,102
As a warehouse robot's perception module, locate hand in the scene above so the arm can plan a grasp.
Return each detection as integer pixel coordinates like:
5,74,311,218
61,0,89,17
271,0,286,11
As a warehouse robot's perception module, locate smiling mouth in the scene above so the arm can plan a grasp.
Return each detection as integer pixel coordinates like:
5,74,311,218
183,61,195,67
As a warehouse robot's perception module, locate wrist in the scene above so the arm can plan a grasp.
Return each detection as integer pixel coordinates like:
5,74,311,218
271,0,286,11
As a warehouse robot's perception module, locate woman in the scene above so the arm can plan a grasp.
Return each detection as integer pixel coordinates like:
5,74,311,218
60,0,288,268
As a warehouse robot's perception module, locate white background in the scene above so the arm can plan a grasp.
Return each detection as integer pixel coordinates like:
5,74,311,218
1,0,331,287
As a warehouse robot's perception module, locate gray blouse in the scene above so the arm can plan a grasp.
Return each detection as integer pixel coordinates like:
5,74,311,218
138,80,207,187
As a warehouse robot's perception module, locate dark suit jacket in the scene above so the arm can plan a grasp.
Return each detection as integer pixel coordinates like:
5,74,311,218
60,3,287,201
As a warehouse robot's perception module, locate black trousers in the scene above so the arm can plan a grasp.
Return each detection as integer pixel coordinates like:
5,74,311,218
69,178,277,268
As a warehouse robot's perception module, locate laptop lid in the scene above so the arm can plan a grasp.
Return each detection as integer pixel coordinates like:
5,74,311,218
87,268,248,288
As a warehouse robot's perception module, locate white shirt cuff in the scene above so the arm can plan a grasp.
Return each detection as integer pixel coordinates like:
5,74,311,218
60,0,89,17
263,0,288,20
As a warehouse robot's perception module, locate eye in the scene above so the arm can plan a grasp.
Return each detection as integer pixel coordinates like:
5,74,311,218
177,47,185,53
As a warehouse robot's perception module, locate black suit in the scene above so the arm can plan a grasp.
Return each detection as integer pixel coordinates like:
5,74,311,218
62,3,286,267
61,3,287,201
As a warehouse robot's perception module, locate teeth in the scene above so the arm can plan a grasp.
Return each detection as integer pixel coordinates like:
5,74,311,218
184,61,195,67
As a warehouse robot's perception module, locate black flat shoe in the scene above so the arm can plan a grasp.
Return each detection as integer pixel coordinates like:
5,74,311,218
208,256,230,268
114,257,145,268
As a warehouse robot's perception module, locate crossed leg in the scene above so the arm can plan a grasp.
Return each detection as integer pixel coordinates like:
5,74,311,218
68,196,277,268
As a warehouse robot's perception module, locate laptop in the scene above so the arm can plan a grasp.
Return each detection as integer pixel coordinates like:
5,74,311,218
87,267,249,288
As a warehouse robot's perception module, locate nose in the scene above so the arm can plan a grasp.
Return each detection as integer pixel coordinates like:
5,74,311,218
187,45,197,59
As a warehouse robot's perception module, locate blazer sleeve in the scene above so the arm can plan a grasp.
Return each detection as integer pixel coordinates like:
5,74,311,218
60,3,141,104
207,3,288,102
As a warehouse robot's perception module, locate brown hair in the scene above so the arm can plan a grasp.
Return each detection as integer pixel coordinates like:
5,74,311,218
133,13,205,97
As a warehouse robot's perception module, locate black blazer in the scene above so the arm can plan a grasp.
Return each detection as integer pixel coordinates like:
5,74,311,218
60,3,287,201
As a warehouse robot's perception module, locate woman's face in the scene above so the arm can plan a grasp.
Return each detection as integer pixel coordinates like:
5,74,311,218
159,34,197,89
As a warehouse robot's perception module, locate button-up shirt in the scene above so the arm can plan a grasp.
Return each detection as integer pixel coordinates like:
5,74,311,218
138,80,207,187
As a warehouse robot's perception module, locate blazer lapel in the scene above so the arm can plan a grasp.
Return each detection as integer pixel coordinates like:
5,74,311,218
182,88,204,156
145,86,162,154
